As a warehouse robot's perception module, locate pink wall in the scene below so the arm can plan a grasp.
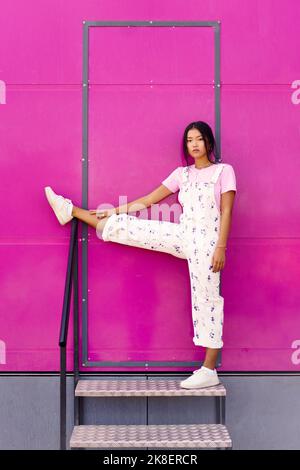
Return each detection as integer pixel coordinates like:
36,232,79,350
0,0,299,372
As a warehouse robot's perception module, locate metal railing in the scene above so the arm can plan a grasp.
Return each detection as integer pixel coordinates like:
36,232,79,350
59,218,80,450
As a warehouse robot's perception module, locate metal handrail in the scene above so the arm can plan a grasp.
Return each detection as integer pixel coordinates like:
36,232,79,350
59,218,79,450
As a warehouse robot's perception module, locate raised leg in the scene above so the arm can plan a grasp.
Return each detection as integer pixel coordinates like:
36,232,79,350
99,212,187,259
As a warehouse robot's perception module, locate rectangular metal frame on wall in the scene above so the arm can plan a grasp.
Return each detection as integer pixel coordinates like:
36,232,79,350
82,20,222,368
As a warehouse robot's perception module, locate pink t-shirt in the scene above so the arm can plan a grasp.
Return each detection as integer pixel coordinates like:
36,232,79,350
162,163,237,211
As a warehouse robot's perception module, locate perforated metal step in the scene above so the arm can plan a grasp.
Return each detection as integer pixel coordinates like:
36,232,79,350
75,379,226,397
70,423,232,449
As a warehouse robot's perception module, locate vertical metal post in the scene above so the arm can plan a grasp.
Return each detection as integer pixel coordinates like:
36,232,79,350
221,395,226,424
215,396,220,423
60,346,66,450
214,21,221,161
73,234,80,426
82,20,89,366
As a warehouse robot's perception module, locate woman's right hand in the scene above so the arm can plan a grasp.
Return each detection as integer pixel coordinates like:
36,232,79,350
89,208,116,219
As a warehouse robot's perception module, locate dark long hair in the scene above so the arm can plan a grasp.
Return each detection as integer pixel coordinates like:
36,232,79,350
182,121,220,166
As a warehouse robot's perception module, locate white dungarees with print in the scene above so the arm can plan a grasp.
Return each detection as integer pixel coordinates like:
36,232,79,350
101,163,226,348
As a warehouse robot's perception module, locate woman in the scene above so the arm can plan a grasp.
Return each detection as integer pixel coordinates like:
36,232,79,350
44,121,237,389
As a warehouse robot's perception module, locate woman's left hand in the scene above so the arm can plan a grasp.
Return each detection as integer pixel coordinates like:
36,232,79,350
211,247,226,273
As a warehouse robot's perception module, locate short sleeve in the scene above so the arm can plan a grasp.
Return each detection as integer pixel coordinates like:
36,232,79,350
220,164,237,194
161,167,181,193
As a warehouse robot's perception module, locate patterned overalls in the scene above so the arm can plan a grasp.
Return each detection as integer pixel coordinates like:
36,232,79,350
100,163,226,349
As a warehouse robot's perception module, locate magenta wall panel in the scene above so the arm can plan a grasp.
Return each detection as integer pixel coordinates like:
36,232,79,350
0,0,299,372
0,244,76,370
0,88,82,238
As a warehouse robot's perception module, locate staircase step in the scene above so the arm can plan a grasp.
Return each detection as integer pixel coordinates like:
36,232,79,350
75,379,226,397
70,424,232,449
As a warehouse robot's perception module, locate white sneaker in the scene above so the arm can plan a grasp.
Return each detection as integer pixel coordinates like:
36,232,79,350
44,186,74,225
180,367,220,389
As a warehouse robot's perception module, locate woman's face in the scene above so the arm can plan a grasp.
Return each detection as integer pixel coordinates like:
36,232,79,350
186,129,209,159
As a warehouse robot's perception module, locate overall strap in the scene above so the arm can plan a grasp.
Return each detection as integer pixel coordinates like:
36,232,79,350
210,163,225,183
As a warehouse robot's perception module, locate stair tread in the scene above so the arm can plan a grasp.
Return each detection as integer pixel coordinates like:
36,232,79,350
75,379,226,397
70,423,232,448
